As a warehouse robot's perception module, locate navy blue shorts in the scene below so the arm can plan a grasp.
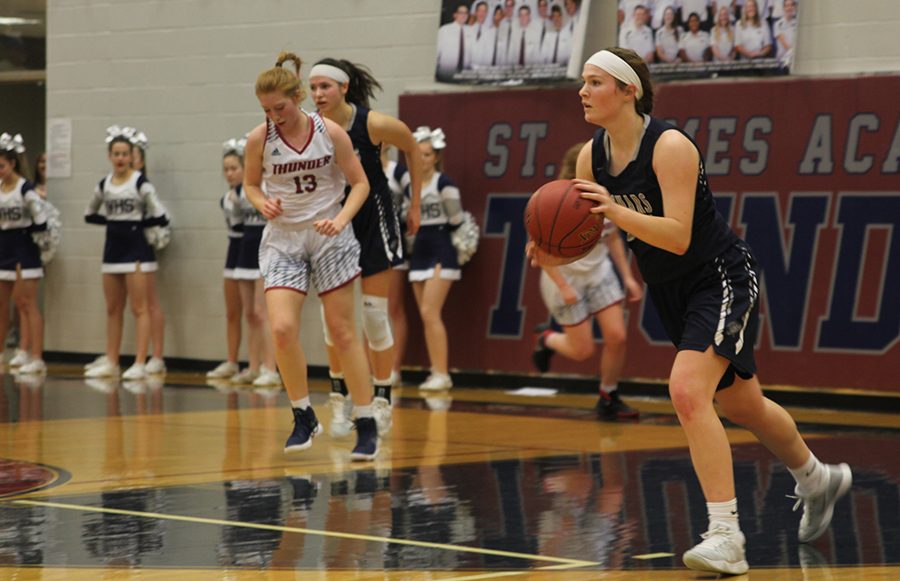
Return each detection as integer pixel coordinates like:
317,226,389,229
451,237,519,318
351,188,403,278
409,224,461,282
648,241,760,390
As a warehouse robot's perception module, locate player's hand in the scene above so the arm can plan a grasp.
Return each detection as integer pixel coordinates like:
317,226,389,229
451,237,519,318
261,197,283,220
526,240,579,268
314,217,346,236
406,204,421,236
623,276,644,302
573,179,615,217
561,284,579,305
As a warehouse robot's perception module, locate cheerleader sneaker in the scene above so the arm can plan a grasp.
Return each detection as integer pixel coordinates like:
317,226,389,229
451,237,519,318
419,372,452,391
373,396,393,436
18,358,47,375
284,407,323,453
84,355,109,370
207,361,239,379
85,361,120,378
122,363,147,380
230,367,260,384
329,393,354,438
145,357,167,375
682,524,749,575
8,349,30,367
252,367,282,387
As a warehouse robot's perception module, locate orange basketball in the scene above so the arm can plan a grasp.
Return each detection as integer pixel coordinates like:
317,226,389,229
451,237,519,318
524,179,605,258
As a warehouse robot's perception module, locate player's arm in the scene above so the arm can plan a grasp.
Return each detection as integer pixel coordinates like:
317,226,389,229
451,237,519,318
369,111,423,235
243,123,282,220
319,117,369,236
542,265,578,304
576,131,696,255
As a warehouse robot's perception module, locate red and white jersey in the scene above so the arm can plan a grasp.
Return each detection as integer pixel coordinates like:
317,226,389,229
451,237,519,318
262,110,346,225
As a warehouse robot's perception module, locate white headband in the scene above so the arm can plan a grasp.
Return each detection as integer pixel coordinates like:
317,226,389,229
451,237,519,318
585,50,643,100
309,64,350,84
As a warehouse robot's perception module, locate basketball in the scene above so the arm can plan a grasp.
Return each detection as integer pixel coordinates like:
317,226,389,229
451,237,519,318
524,179,605,258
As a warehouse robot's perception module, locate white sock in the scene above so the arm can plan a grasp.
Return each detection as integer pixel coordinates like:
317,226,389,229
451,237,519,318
707,498,740,533
291,397,311,410
789,453,827,496
355,404,374,418
328,371,344,380
601,383,618,394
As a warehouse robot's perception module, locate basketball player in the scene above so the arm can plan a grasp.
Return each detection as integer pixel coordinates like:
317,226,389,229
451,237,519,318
408,126,462,391
84,127,170,380
308,58,423,436
528,47,852,574
381,146,413,384
532,142,643,420
244,52,377,460
0,133,46,375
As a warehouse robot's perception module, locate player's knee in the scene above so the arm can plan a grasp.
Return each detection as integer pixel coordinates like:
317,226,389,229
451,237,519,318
362,294,393,351
270,319,298,350
668,378,706,421
602,326,627,349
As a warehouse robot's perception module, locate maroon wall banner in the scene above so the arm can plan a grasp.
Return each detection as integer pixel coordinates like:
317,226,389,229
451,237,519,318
399,75,900,392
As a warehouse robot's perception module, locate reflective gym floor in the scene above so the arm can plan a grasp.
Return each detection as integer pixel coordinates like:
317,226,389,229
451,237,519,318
0,366,897,580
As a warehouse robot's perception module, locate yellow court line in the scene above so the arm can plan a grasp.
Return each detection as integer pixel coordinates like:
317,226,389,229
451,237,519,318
446,562,596,581
632,553,676,560
11,499,600,569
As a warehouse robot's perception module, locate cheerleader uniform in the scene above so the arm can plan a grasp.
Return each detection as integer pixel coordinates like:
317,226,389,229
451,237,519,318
221,185,244,279
408,172,463,282
345,104,404,276
259,110,360,295
0,178,46,281
233,184,266,280
385,159,410,270
85,171,168,273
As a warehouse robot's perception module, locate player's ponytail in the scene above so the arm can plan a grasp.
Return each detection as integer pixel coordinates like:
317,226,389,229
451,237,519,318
256,51,305,101
314,58,382,108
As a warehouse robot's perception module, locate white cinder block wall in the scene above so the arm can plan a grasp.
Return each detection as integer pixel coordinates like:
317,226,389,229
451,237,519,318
44,0,900,365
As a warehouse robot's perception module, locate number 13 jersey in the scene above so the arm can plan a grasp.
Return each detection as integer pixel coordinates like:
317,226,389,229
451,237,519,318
262,110,347,226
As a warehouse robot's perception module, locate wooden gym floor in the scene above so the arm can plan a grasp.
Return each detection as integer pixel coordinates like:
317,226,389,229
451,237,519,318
0,365,897,580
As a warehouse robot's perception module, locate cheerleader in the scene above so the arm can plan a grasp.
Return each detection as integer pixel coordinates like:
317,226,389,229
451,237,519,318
130,131,167,375
206,138,247,380
84,127,170,380
244,52,376,459
0,133,47,374
228,142,279,387
308,58,423,436
408,126,461,391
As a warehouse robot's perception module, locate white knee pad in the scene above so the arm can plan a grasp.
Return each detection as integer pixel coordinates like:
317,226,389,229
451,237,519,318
320,302,334,347
362,294,393,351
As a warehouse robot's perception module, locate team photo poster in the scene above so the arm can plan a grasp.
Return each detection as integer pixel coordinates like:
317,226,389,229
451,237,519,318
617,0,799,80
435,0,592,85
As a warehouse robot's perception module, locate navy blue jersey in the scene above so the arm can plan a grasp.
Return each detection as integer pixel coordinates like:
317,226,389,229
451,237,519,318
591,116,737,284
346,104,390,200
